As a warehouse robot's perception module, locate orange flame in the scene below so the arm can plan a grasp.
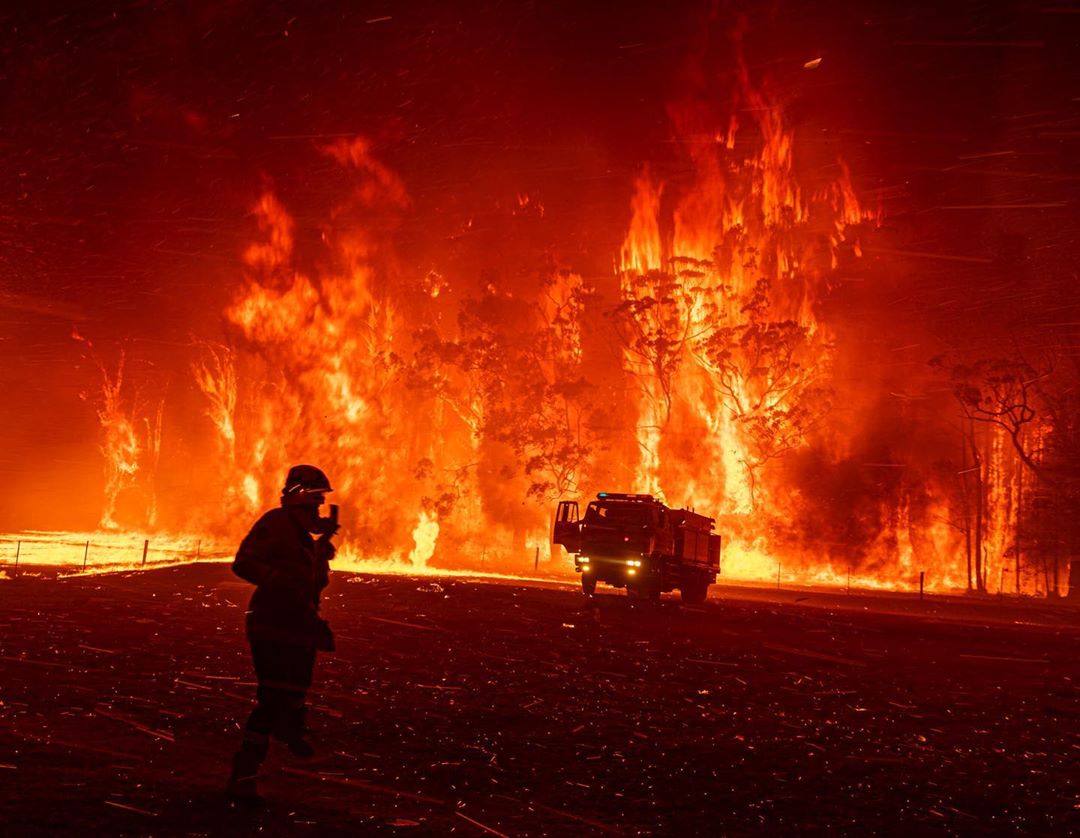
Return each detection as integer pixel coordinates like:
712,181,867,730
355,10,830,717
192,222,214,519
616,50,877,580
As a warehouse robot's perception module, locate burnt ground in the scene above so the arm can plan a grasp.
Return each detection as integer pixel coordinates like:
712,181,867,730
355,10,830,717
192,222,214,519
0,564,1078,836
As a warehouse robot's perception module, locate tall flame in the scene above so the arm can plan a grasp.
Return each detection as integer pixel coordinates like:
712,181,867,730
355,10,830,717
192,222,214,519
616,51,876,577
215,139,439,564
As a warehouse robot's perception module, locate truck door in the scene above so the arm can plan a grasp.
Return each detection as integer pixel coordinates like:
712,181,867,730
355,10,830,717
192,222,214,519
552,500,581,554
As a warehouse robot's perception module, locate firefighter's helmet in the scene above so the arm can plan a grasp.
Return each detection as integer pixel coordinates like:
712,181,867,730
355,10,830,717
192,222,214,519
282,464,333,502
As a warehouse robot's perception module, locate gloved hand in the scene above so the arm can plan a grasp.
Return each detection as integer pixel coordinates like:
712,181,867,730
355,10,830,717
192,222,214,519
314,511,341,540
314,536,336,562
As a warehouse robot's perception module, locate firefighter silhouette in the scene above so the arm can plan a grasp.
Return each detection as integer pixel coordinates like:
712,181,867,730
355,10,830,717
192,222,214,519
227,464,339,805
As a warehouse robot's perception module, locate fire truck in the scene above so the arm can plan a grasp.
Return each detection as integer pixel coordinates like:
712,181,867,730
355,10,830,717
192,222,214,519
552,492,722,603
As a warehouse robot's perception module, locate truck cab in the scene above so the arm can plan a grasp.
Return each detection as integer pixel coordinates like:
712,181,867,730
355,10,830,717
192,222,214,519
553,492,721,604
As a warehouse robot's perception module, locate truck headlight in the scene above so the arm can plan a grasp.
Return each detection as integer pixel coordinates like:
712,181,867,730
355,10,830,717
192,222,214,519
580,556,590,563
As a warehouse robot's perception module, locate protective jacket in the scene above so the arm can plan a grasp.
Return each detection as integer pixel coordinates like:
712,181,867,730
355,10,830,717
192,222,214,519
232,507,333,649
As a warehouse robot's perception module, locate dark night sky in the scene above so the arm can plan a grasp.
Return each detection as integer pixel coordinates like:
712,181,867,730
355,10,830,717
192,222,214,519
0,0,1076,529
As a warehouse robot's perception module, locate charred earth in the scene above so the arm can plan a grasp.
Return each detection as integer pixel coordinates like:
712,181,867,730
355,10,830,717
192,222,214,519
0,564,1078,835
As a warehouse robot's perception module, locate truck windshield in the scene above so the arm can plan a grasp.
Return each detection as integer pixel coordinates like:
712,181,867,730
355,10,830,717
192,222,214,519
583,502,652,527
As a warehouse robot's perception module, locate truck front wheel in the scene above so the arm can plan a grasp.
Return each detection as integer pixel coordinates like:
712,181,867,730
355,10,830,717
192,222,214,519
581,574,597,596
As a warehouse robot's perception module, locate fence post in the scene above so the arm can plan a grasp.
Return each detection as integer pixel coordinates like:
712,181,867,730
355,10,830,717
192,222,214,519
919,571,925,601
142,539,149,565
83,540,89,570
14,540,20,568
534,546,539,572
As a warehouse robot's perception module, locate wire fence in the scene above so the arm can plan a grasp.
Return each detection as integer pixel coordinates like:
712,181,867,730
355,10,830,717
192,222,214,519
0,532,230,573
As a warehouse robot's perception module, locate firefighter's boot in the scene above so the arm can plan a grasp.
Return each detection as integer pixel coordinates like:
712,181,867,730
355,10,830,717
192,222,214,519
283,705,315,758
226,739,268,806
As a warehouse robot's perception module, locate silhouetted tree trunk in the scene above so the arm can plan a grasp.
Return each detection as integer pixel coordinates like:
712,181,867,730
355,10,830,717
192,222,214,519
1015,451,1022,594
1068,558,1080,600
1042,547,1052,598
967,420,987,593
1051,545,1060,598
961,430,973,592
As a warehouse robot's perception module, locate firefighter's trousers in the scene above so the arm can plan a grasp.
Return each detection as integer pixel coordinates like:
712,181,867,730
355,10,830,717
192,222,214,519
234,638,317,772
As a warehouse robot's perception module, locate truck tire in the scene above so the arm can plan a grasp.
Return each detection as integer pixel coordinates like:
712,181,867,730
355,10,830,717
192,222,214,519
581,574,597,596
680,578,709,605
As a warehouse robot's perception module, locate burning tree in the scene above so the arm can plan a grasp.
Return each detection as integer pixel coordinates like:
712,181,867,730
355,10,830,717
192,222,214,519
609,261,708,501
610,264,707,427
409,272,598,522
192,342,245,521
192,342,238,466
614,152,866,532
90,351,139,530
695,275,834,506
73,331,162,530
605,15,875,554
934,348,1080,597
611,254,833,511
